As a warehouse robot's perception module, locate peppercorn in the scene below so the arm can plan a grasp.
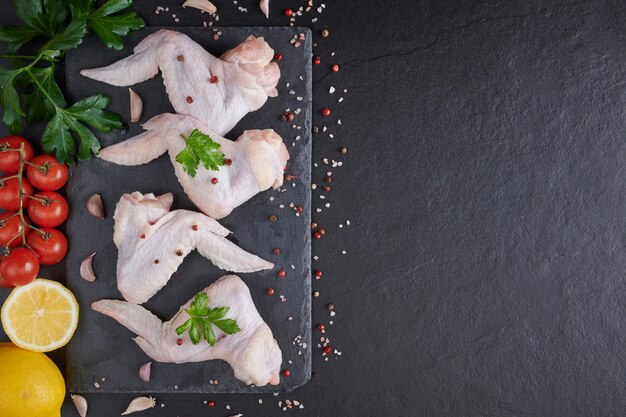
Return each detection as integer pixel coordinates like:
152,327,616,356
340,147,348,154
313,56,321,65
324,176,332,183
322,107,331,116
268,214,278,223
318,228,326,236
313,232,321,239
208,401,215,407
266,287,275,296
323,186,331,192
224,158,232,166
323,345,332,354
177,55,185,62
331,64,339,72
282,369,291,377
274,53,282,61
282,112,294,121
273,248,281,255
186,96,193,104
176,338,183,345
278,270,286,278
284,8,293,16
192,224,198,231
311,222,318,229
312,126,320,133
314,270,322,278
154,259,160,264
139,233,146,239
320,29,329,37
211,177,218,184
209,75,218,84
176,249,183,256
313,291,320,297
316,323,325,331
295,206,303,213
327,303,334,311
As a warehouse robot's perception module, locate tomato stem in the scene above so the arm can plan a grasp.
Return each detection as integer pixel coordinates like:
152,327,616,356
15,144,36,254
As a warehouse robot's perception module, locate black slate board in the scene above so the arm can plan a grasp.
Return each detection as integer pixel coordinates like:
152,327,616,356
64,27,312,394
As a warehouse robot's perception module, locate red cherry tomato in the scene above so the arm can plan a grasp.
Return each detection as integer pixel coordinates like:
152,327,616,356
27,191,69,228
0,176,33,211
0,136,34,174
26,228,68,265
26,155,69,191
0,212,30,248
0,248,39,286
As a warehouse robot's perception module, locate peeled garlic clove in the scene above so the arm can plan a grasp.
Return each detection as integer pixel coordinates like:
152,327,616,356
129,88,143,123
80,253,97,282
121,396,156,415
87,194,104,219
183,0,217,14
139,362,151,382
260,0,269,18
71,394,88,417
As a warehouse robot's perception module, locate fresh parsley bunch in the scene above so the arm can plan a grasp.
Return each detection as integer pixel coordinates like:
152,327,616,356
0,0,145,163
175,129,226,177
175,292,241,346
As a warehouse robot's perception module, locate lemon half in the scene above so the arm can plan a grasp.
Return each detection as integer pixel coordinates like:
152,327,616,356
1,278,79,352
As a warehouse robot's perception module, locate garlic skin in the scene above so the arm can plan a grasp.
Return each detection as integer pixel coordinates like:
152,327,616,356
71,394,88,417
139,362,152,382
87,194,105,219
121,396,156,415
80,253,97,282
129,88,143,122
260,0,269,18
182,0,217,14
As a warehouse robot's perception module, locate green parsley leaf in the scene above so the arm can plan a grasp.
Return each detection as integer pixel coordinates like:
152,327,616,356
87,0,145,50
175,292,241,346
175,129,225,177
24,65,66,123
0,26,41,54
45,19,87,51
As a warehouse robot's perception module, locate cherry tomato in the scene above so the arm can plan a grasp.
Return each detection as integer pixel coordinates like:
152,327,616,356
27,191,69,228
26,228,68,265
0,248,39,286
0,176,33,211
0,136,34,174
26,155,69,191
0,212,30,248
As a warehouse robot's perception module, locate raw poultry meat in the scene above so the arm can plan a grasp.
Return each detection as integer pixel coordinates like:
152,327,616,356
80,29,280,136
99,113,289,219
92,275,282,386
113,192,273,304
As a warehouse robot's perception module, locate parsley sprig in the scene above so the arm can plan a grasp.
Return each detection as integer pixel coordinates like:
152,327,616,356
0,0,145,163
175,129,225,177
175,292,241,346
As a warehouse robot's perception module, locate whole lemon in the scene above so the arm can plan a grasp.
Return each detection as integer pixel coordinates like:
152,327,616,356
0,342,65,417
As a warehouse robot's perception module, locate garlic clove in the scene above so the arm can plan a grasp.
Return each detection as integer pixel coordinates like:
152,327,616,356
260,0,269,18
80,253,97,282
139,362,152,382
121,396,156,415
87,194,105,219
129,88,143,123
71,394,88,417
182,0,217,14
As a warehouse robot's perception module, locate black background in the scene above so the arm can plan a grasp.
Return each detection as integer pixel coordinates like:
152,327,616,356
1,1,626,416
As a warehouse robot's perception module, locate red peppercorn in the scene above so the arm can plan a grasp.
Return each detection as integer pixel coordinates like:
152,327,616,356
314,270,322,278
313,56,321,65
311,222,318,229
282,369,291,377
318,228,326,236
284,8,293,16
324,345,332,354
274,53,282,61
224,158,232,166
186,96,193,104
322,107,331,116
324,176,332,183
278,270,286,278
211,177,218,184
266,287,275,296
209,75,218,84
139,233,146,239
295,206,303,213
316,323,325,331
313,232,322,239
273,248,281,255
192,224,198,231
176,338,183,345
331,64,339,72
208,401,215,407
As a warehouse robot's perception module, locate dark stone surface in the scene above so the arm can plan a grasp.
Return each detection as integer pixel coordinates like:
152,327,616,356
0,0,625,416
63,26,312,394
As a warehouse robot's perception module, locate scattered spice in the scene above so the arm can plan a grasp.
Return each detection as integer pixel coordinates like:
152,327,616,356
274,53,283,61
316,323,325,331
282,369,291,377
314,270,322,278
313,232,321,239
324,176,332,183
312,126,320,133
211,177,219,184
177,55,185,62
284,8,293,16
176,338,183,345
313,291,320,297
273,248,281,255
340,146,348,154
331,64,339,72
322,107,331,116
321,28,329,37
318,228,326,236
192,224,199,231
282,112,295,121
311,222,318,229
208,401,215,407
176,249,184,256
224,158,233,166
154,259,159,264
268,214,278,223
139,233,146,239
209,75,219,83
313,56,321,65
328,303,334,311
323,186,331,192
324,345,332,354
266,287,275,296
278,270,286,278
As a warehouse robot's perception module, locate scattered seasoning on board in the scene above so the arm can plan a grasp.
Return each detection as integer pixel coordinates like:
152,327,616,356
277,270,286,278
176,338,183,345
211,177,218,184
321,28,329,37
268,214,278,223
267,288,275,296
274,53,283,61
177,55,184,62
186,96,193,103
192,224,198,231
331,64,339,72
322,107,331,116
209,75,219,83
273,248,281,255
